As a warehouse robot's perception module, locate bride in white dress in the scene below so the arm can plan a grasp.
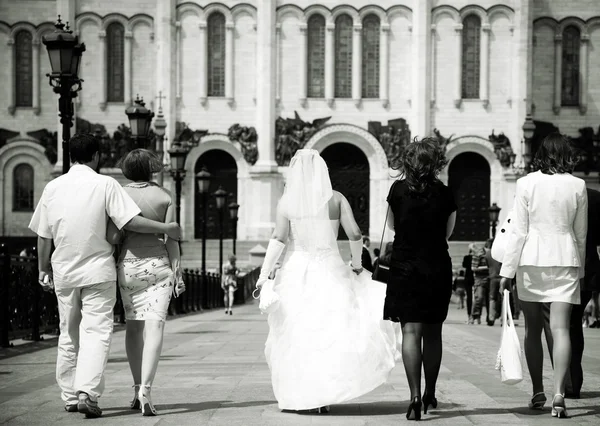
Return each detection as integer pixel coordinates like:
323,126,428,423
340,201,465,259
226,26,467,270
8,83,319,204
256,149,399,412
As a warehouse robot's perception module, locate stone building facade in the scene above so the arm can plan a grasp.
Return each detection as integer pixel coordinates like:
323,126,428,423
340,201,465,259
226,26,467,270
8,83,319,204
1,0,600,256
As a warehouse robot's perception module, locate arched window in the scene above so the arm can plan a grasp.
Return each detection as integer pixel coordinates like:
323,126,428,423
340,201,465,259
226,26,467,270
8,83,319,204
334,14,353,98
13,164,34,212
461,15,481,99
207,12,226,97
307,14,326,98
561,26,580,106
15,30,33,107
362,14,380,98
106,22,125,102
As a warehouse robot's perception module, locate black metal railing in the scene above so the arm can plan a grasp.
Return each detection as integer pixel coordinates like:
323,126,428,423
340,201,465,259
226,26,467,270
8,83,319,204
0,253,260,347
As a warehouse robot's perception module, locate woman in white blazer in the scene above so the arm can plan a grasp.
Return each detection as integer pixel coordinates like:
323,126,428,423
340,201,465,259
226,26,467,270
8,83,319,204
499,133,587,419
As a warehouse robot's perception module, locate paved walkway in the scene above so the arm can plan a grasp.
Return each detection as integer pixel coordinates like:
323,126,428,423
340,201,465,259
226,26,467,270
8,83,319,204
1,301,600,425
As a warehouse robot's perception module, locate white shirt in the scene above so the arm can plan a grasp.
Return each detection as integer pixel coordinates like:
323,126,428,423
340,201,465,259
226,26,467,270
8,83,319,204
499,170,588,279
28,165,141,289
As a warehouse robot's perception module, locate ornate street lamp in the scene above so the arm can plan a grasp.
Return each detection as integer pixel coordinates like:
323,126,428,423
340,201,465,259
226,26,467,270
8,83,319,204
213,186,228,277
153,92,167,185
488,203,501,239
168,142,191,225
228,198,240,255
125,95,154,149
522,114,536,172
42,16,86,174
196,167,212,277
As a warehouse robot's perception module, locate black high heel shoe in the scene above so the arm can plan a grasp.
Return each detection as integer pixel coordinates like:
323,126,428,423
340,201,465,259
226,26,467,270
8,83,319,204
406,396,422,421
422,392,437,414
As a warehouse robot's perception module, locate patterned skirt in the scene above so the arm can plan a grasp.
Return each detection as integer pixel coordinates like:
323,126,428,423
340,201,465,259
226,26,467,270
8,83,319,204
117,255,174,321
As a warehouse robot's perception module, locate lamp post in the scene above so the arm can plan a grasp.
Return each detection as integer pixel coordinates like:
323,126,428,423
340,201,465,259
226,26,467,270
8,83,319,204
522,114,536,172
42,16,86,175
488,203,501,239
228,198,240,255
167,142,191,225
153,95,167,185
125,95,154,149
214,187,228,276
196,167,211,275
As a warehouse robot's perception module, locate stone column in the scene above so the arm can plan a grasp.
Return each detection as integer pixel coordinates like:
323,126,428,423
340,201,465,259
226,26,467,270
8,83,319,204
175,21,181,103
453,23,463,108
98,30,107,110
379,24,390,107
6,39,15,115
254,0,277,168
276,23,281,105
124,30,133,105
579,33,589,115
298,23,308,106
32,39,40,115
510,0,533,162
249,0,281,240
324,23,335,106
225,22,234,106
351,24,362,106
480,23,491,108
155,0,177,147
198,22,207,105
411,0,432,137
430,25,436,107
553,34,562,115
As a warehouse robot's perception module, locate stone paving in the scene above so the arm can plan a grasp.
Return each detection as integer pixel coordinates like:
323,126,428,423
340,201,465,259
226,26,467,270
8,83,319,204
1,301,600,425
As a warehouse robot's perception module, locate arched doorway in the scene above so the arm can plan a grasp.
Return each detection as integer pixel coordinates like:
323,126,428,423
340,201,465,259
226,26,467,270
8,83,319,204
194,150,237,239
448,152,490,241
321,143,370,240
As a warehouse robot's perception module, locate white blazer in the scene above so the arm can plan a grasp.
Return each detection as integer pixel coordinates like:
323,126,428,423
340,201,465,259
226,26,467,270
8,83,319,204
499,170,588,279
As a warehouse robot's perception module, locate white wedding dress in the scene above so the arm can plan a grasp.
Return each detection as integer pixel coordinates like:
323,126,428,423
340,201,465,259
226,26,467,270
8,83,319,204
264,213,399,410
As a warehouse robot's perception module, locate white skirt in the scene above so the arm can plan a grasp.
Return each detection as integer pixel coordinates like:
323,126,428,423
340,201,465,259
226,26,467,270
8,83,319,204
516,266,580,304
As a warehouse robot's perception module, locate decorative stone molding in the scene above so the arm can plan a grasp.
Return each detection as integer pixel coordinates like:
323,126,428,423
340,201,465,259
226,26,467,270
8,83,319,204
227,125,258,165
304,123,389,176
553,34,562,115
579,33,590,115
324,23,335,105
454,24,463,108
298,23,308,105
275,112,331,166
443,135,504,183
198,22,207,105
379,24,390,108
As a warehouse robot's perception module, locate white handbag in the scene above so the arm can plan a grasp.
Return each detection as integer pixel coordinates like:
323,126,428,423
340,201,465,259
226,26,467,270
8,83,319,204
495,289,523,385
252,279,280,314
491,209,514,263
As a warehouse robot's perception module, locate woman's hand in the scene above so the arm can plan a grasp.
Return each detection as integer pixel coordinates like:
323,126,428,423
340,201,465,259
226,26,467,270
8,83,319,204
499,277,511,294
352,267,363,275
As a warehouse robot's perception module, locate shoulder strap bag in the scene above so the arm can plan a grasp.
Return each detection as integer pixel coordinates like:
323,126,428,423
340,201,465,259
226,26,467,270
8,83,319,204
372,181,397,284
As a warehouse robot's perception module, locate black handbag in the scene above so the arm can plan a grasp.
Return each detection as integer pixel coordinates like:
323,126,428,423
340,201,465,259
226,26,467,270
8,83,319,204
372,183,395,284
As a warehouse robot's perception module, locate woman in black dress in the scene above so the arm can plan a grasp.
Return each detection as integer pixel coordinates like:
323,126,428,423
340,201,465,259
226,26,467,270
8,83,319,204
383,137,457,420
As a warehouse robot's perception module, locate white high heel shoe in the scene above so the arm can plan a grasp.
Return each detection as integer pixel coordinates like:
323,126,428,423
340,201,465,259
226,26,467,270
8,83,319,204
139,385,157,416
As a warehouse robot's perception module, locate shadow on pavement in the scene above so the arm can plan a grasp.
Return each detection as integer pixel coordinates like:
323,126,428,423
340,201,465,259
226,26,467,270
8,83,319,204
101,400,276,418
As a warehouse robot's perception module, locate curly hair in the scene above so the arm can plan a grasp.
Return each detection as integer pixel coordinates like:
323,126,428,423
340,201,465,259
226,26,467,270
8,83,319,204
391,137,448,194
531,132,579,175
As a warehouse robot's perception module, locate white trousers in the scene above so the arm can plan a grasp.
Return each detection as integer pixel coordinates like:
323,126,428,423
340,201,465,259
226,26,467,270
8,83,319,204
55,281,116,403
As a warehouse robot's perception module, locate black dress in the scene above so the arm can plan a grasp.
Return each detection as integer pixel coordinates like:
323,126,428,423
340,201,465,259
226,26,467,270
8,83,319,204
383,180,457,324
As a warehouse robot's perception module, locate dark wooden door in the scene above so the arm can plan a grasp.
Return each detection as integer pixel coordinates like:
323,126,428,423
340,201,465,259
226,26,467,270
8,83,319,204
448,152,490,241
194,150,237,239
321,143,370,240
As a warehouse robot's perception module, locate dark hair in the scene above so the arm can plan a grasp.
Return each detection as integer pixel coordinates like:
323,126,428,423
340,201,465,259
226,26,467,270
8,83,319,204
119,149,164,182
373,248,381,257
392,137,448,194
69,133,100,164
531,132,578,175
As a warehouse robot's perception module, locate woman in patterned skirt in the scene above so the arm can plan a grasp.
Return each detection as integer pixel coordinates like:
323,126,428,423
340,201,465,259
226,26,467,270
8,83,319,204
107,149,184,416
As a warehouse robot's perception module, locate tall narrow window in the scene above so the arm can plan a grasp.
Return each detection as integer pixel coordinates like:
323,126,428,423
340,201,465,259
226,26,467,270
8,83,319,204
461,15,481,99
307,14,326,98
362,14,380,98
561,26,580,106
106,22,125,102
207,12,226,97
15,30,33,107
13,164,34,211
334,14,353,98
